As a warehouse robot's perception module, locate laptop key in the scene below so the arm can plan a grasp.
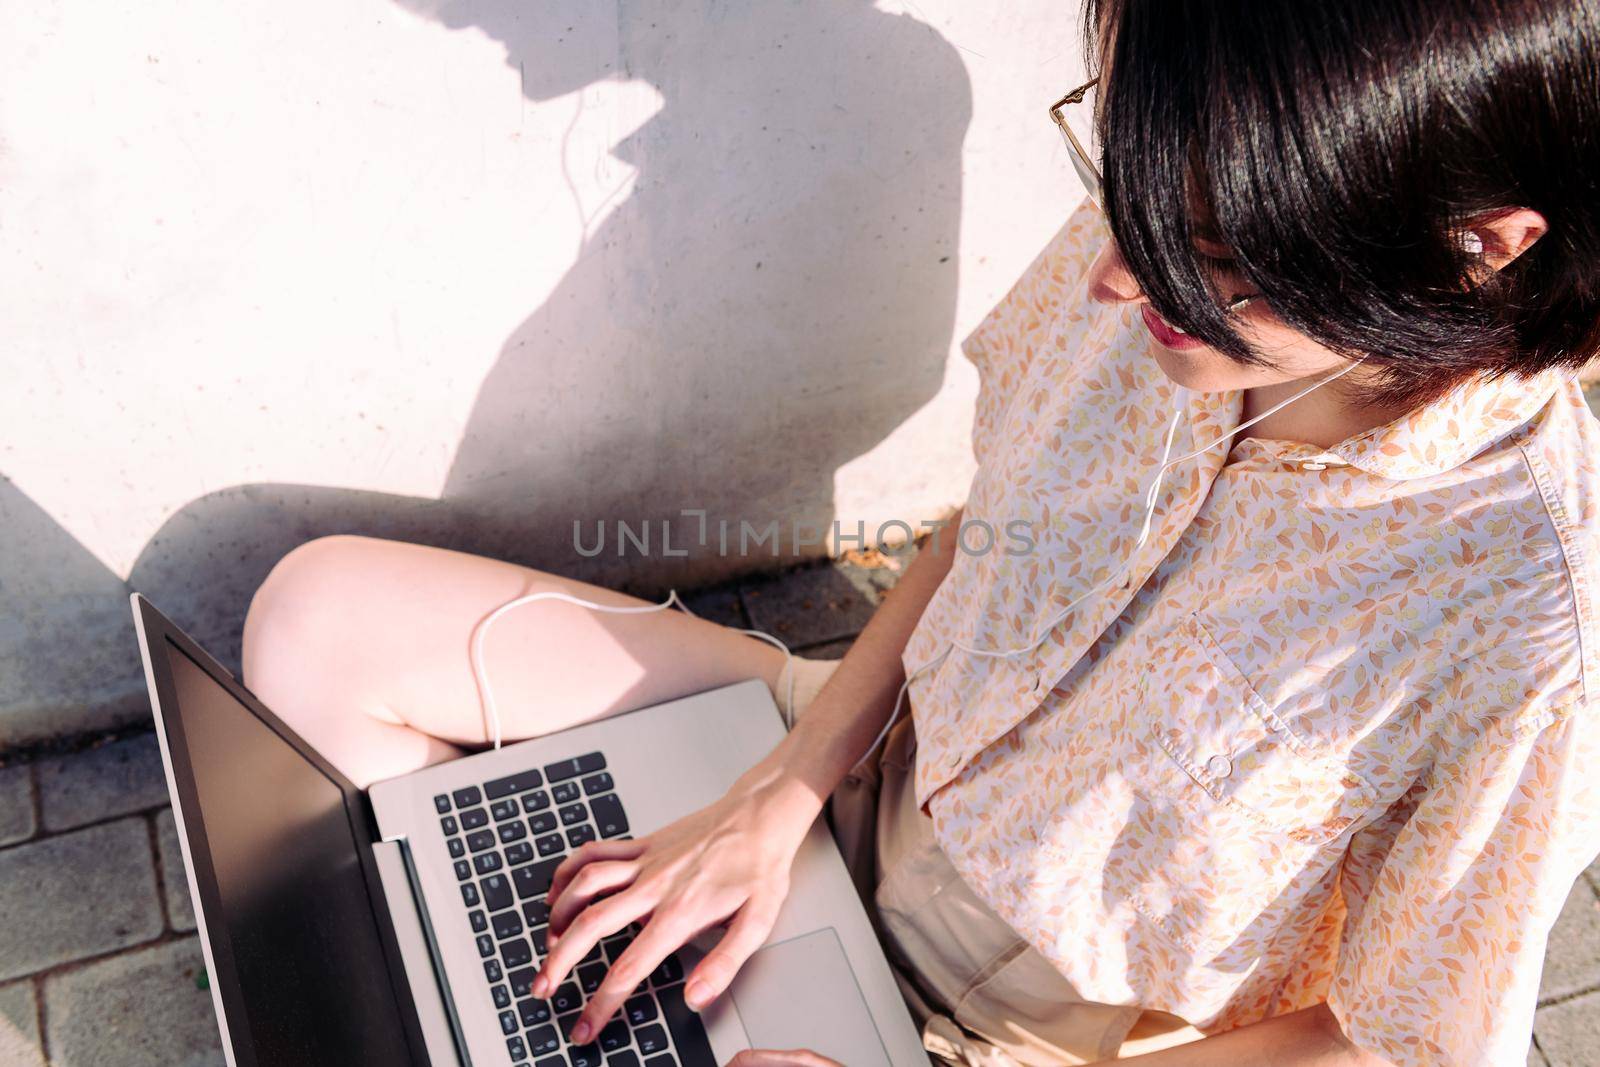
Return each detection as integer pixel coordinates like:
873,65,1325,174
650,954,683,985
535,1059,565,1067
514,858,563,899
482,874,514,912
525,1024,561,1056
476,934,496,958
509,967,538,998
486,768,544,800
506,841,536,866
433,793,452,813
523,899,551,926
461,883,481,907
484,959,504,983
642,1058,675,1067
559,802,588,827
491,798,521,821
500,821,528,843
469,909,488,933
567,825,597,848
634,1024,669,1056
529,812,559,835
581,772,614,796
552,781,581,805
522,789,552,813
467,829,496,853
577,962,606,994
453,786,483,808
590,794,629,838
448,838,466,859
630,1023,668,1055
517,997,553,1026
460,808,489,830
499,1009,519,1035
659,983,717,1067
492,911,524,939
535,833,565,857
505,1035,527,1061
598,1019,630,1052
607,1053,641,1067
473,852,504,875
624,995,657,1025
454,860,472,881
492,983,512,1009
440,815,459,835
545,753,606,782
567,1046,603,1067
550,982,583,1015
502,937,534,968
532,926,549,956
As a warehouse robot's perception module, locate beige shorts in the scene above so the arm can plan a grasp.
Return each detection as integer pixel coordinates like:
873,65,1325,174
774,655,1204,1066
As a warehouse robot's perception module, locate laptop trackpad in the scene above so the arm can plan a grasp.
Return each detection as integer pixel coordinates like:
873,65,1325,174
729,928,891,1067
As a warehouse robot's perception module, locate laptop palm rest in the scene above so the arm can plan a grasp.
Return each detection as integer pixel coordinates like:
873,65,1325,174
728,928,893,1067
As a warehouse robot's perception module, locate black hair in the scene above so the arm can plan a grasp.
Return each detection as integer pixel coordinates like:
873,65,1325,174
1085,0,1600,409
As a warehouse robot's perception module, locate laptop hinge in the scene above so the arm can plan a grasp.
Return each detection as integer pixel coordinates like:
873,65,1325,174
371,839,472,1067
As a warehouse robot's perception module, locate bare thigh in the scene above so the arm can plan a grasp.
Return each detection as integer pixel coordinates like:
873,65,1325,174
242,535,787,787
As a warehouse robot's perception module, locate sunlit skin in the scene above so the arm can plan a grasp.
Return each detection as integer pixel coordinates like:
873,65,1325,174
1083,210,1548,449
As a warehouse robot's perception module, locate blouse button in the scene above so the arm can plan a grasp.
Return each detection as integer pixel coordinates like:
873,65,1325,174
1205,753,1234,779
1301,461,1327,471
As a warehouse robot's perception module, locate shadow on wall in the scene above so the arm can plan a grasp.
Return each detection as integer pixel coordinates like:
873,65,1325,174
2,1,970,746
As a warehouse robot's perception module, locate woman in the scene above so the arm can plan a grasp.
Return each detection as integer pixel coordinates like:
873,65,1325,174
243,1,1600,1064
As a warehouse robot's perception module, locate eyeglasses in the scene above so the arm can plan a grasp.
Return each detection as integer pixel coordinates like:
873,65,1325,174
1049,77,1259,315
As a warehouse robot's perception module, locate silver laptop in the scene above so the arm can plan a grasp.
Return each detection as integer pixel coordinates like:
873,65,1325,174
131,593,926,1067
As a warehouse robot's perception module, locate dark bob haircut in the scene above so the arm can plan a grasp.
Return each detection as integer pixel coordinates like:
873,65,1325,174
1086,0,1600,410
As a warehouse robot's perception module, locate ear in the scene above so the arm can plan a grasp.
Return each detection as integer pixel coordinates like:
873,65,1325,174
1466,207,1549,272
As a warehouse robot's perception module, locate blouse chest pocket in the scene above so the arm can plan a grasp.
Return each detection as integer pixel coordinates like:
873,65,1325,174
1109,613,1379,961
1140,614,1378,844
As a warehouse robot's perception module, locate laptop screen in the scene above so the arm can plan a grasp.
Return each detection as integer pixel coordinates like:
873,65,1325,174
159,635,419,1066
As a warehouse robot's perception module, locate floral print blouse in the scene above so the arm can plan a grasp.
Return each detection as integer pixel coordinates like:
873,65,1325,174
900,197,1600,1066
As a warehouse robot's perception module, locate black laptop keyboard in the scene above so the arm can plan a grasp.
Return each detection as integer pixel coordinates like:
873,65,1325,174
434,752,716,1067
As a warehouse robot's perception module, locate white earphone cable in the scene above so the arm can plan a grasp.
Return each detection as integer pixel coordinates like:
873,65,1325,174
468,588,796,751
469,354,1367,764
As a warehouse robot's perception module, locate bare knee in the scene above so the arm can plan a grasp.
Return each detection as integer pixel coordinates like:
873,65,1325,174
243,534,395,687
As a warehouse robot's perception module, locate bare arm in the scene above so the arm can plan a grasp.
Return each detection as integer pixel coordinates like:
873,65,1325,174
762,507,964,809
1101,1003,1393,1067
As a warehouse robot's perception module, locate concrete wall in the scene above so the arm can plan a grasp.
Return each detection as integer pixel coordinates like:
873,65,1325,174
0,0,1089,745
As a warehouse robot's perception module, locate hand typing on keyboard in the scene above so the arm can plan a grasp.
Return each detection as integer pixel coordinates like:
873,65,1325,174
528,755,827,1049
438,754,729,1065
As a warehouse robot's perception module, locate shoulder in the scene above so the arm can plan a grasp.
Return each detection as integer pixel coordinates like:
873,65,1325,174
961,197,1109,369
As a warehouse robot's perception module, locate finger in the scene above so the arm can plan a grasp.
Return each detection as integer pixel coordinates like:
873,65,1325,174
682,891,783,1011
567,906,708,1047
547,860,639,937
531,890,648,999
547,839,645,909
729,1050,839,1067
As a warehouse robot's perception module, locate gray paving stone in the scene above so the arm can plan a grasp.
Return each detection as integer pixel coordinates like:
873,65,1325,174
795,637,857,660
680,583,748,629
155,808,196,933
44,936,224,1067
0,980,45,1067
1535,990,1600,1067
742,560,890,648
1541,878,1600,1004
0,763,35,847
0,818,163,981
37,733,169,832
